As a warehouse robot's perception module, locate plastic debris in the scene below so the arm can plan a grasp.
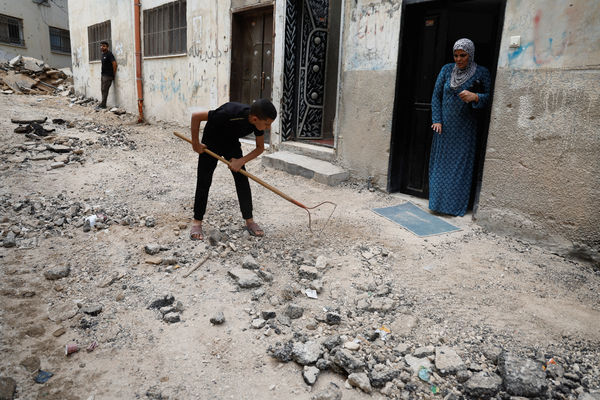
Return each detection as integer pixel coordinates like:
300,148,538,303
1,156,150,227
34,370,54,384
430,384,438,394
543,357,557,370
65,343,79,355
87,341,98,352
305,289,318,299
375,325,391,340
418,366,431,382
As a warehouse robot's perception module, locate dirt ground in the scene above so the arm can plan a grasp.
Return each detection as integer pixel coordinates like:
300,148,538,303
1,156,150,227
0,93,599,400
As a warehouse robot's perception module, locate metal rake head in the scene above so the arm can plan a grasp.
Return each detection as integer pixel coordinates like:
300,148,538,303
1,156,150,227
303,201,337,235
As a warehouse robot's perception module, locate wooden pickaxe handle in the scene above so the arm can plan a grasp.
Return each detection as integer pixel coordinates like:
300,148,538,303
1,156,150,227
173,131,307,209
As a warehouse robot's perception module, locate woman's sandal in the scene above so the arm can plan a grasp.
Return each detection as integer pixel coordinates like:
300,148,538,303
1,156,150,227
190,224,204,241
245,222,264,237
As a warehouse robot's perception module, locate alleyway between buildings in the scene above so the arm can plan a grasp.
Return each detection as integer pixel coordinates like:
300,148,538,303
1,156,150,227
1,92,599,399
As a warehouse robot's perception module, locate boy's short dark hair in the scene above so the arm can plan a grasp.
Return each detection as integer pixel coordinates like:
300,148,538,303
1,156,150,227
100,41,109,46
250,99,277,121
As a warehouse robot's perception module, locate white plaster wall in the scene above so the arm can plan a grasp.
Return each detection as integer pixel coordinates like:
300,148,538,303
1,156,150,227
0,0,71,67
269,0,286,146
478,0,600,260
68,0,136,111
142,0,232,123
336,0,402,186
69,0,239,124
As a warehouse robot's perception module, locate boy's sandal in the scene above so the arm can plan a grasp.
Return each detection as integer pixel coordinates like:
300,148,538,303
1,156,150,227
190,224,204,241
245,222,264,237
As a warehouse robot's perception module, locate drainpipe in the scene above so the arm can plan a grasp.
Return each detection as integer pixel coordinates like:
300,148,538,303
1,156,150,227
134,0,144,122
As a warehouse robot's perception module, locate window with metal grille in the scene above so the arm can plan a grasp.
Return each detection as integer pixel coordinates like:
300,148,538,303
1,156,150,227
0,14,25,46
50,27,71,53
88,20,111,61
143,1,186,57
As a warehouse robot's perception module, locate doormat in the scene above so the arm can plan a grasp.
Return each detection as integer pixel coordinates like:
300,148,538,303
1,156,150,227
372,202,460,237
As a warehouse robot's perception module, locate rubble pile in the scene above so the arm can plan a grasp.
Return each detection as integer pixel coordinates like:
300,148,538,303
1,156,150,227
0,193,144,248
74,121,138,150
0,55,73,96
250,243,600,399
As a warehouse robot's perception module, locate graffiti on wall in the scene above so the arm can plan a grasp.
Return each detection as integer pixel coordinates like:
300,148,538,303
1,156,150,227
345,1,401,71
147,70,186,103
187,43,229,61
505,2,599,68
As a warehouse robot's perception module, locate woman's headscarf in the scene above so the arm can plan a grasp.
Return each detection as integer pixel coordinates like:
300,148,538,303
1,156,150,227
450,38,477,89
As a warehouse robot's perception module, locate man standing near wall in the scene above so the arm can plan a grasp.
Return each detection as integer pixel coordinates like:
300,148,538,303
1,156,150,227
97,41,117,109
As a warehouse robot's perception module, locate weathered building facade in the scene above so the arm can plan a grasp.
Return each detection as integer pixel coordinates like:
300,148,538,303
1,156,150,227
0,0,71,67
68,0,599,261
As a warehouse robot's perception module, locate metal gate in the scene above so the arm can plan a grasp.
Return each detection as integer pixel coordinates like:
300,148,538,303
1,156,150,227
281,0,329,140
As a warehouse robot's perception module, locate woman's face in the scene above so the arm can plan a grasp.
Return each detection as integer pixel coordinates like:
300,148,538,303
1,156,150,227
453,49,469,69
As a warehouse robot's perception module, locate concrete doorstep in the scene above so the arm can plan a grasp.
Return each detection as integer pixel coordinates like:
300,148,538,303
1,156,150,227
261,151,349,186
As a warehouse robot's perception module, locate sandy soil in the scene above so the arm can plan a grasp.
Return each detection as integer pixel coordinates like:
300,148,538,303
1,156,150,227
0,93,599,400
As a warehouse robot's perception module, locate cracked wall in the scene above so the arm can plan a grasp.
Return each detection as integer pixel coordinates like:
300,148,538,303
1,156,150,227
477,0,600,260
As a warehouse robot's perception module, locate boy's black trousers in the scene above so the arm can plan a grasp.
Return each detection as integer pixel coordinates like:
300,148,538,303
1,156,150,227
193,142,253,221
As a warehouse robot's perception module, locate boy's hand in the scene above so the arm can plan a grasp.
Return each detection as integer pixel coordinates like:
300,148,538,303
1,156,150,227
192,141,206,154
229,158,244,172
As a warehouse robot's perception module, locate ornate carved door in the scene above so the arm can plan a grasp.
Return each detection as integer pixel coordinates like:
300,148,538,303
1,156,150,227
281,0,330,141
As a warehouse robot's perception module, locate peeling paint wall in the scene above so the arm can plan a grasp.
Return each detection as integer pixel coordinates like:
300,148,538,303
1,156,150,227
142,1,231,123
0,0,71,67
68,0,236,123
478,0,600,260
336,0,402,186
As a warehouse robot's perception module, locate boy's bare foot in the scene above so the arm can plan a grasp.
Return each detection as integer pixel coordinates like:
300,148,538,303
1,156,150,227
245,221,264,237
190,222,203,240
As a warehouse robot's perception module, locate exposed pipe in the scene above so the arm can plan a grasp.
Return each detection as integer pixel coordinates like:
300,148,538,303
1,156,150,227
134,0,144,123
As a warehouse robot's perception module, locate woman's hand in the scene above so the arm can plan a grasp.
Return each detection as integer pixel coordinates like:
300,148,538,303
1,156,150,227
431,123,442,134
459,90,479,103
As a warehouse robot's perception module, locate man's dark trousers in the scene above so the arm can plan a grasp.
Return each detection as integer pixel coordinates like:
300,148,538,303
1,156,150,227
100,75,113,108
193,142,253,221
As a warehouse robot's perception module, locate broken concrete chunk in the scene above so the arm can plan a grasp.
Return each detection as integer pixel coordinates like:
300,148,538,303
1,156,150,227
228,268,262,288
210,312,225,325
284,303,304,319
303,365,320,386
43,265,70,280
347,372,372,393
163,312,180,323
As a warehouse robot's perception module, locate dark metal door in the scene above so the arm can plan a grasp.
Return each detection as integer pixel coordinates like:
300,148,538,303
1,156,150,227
281,0,330,141
231,8,273,104
389,0,504,200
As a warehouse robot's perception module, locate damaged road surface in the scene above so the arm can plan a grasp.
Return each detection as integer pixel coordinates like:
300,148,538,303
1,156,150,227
1,92,599,400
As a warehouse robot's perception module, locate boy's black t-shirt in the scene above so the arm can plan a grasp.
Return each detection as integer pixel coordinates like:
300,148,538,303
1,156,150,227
202,102,264,147
101,51,116,77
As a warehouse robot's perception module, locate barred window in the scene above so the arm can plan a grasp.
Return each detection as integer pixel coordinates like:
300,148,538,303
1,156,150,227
50,27,71,53
88,20,111,61
0,14,25,46
144,1,186,57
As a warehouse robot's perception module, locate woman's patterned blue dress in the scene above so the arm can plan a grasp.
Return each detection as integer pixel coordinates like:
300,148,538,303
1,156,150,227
429,63,491,216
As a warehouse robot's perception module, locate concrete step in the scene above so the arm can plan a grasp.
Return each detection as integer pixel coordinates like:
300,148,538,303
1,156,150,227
278,141,335,162
262,151,349,186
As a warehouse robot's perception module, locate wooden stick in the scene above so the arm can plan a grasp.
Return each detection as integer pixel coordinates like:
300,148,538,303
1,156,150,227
184,254,210,278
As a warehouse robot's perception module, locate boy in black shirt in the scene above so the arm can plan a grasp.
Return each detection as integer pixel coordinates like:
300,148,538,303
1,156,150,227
98,41,117,109
190,99,277,240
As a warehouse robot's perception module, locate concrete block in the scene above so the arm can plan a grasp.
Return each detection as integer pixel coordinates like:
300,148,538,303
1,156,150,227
262,151,349,186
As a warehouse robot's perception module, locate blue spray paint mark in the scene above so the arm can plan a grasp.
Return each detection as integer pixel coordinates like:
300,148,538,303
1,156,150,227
508,42,532,65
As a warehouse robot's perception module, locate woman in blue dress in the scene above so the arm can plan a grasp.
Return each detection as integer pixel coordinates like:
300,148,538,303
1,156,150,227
429,38,491,216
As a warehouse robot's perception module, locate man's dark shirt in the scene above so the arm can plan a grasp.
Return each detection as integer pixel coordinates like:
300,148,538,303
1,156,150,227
202,102,264,147
101,51,116,78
